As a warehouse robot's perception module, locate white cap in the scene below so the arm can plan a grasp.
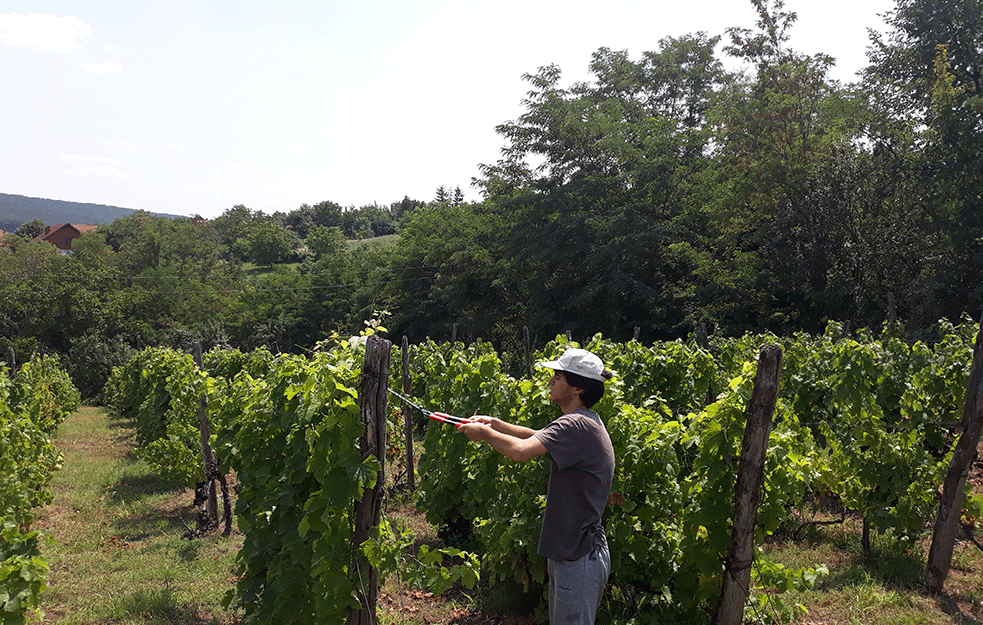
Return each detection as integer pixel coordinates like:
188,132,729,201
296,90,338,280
537,348,606,381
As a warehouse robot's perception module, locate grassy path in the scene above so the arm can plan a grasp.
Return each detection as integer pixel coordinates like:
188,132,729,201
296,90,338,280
33,407,242,625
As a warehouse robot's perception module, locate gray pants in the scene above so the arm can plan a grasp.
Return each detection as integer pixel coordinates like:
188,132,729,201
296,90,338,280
547,539,610,625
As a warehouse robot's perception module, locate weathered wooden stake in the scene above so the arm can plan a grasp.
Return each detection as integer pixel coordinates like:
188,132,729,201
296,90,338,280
401,335,415,493
452,323,458,342
712,344,782,625
193,343,233,536
348,335,391,625
6,347,14,378
697,322,715,406
926,311,983,593
633,326,641,341
523,326,532,379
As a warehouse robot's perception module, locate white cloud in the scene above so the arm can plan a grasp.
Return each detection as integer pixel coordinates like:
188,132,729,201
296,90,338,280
55,154,128,179
84,62,122,74
0,13,92,53
167,144,181,151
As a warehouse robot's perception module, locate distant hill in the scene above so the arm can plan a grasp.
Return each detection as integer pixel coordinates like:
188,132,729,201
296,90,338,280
0,193,185,233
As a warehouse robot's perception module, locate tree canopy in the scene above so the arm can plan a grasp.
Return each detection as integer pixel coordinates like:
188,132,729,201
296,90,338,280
2,0,982,397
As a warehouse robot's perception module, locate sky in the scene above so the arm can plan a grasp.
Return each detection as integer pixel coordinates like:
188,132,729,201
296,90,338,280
1,0,896,220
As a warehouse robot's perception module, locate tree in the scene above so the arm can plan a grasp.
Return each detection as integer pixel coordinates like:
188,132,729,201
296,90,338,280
14,219,45,240
70,228,117,267
306,225,347,261
211,204,260,255
354,203,396,237
385,202,524,346
473,34,726,341
390,196,425,224
864,0,983,326
284,200,345,239
691,0,877,333
238,219,295,267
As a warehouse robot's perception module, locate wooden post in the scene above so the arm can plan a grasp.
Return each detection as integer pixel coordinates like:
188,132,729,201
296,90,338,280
696,322,709,349
697,323,715,406
887,291,897,323
565,330,572,341
193,343,217,525
712,344,782,625
6,347,14,378
348,335,391,625
523,326,532,379
192,343,233,536
926,311,983,593
401,336,415,493
452,323,458,343
633,326,640,341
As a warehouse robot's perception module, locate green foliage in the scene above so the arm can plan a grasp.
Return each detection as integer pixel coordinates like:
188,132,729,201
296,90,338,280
7,354,80,432
304,225,346,261
65,333,135,400
0,357,77,624
113,339,472,623
4,0,983,399
410,325,978,622
0,522,49,625
236,218,297,267
362,519,480,595
214,349,367,623
0,394,60,528
12,220,45,241
104,347,204,486
108,317,983,622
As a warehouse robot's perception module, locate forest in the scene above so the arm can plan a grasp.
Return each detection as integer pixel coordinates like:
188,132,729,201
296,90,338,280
2,0,982,399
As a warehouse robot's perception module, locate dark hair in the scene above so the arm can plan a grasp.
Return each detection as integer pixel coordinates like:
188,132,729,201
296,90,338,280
559,368,613,408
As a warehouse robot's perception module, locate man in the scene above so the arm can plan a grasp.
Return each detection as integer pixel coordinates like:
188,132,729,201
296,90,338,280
457,347,615,625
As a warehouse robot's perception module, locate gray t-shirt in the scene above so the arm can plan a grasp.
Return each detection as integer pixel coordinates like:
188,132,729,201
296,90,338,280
533,408,615,561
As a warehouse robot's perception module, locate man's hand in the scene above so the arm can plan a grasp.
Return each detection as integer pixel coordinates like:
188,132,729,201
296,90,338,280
457,416,547,462
456,420,494,441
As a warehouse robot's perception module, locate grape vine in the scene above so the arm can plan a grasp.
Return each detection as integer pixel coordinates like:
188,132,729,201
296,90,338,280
0,355,79,624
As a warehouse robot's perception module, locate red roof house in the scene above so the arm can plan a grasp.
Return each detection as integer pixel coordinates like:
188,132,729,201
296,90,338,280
33,223,98,254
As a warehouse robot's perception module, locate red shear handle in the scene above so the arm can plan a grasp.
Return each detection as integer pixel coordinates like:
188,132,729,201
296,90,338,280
430,412,472,426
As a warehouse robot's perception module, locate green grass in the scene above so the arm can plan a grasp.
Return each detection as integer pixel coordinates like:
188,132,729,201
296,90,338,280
241,261,300,275
762,521,983,625
238,235,398,275
34,407,242,625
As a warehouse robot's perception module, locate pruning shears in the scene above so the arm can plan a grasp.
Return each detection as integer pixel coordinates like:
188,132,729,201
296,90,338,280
388,389,473,427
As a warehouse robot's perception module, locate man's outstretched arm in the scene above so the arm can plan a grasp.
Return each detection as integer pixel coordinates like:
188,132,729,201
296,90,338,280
457,418,546,463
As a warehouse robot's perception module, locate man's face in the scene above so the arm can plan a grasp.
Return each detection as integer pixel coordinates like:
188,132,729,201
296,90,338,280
548,370,580,407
